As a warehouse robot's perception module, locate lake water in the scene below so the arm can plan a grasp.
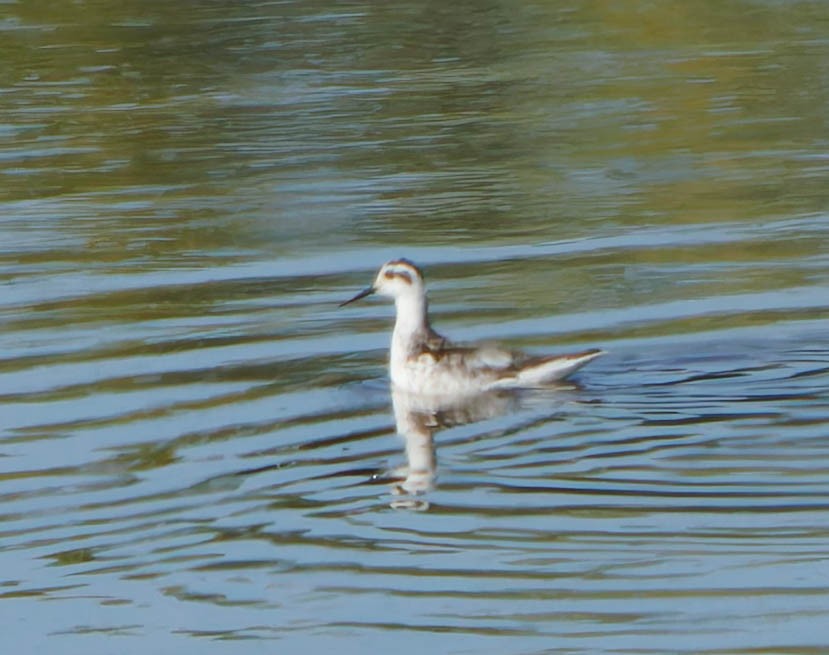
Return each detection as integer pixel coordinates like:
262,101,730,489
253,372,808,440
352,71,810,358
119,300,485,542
2,1,829,653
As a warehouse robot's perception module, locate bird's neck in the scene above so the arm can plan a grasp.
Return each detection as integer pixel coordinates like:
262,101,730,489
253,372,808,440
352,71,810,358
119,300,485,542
392,293,430,352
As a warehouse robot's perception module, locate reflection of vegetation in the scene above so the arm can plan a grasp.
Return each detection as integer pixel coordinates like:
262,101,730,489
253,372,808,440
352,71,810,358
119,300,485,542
49,547,96,566
1,0,825,343
109,442,178,471
2,0,828,251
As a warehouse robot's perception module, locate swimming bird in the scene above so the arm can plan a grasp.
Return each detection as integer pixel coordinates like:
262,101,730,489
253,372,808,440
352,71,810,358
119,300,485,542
340,258,604,395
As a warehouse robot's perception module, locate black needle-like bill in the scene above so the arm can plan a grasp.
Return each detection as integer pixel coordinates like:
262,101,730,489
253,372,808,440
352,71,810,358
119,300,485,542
339,286,375,307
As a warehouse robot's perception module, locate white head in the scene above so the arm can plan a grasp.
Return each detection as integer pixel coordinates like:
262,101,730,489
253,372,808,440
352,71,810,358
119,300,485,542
340,258,426,306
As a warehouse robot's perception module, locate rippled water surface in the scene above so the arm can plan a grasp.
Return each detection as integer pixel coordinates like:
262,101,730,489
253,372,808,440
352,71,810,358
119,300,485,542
3,1,829,653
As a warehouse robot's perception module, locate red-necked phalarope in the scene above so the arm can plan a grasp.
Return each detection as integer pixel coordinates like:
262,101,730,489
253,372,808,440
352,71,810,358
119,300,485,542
340,258,605,394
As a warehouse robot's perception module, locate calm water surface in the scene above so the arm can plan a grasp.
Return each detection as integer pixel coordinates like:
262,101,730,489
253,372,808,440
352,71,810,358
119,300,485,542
2,1,829,653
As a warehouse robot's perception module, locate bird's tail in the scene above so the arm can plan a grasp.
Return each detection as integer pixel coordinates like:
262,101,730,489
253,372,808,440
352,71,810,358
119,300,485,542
511,348,605,387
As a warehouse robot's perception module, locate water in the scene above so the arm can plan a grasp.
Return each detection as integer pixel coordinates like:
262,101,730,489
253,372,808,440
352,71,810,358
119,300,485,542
2,1,829,653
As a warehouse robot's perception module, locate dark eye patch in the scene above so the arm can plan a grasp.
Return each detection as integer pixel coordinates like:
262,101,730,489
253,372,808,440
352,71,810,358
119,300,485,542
383,269,413,284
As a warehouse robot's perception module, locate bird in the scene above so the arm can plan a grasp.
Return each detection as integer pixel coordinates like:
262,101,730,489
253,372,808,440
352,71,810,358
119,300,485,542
340,258,604,395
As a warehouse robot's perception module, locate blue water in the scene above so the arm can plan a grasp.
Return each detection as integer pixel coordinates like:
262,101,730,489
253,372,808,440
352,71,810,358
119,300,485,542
2,1,829,653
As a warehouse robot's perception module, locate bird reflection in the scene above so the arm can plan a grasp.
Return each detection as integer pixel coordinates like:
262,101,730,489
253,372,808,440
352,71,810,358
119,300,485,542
388,386,521,509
